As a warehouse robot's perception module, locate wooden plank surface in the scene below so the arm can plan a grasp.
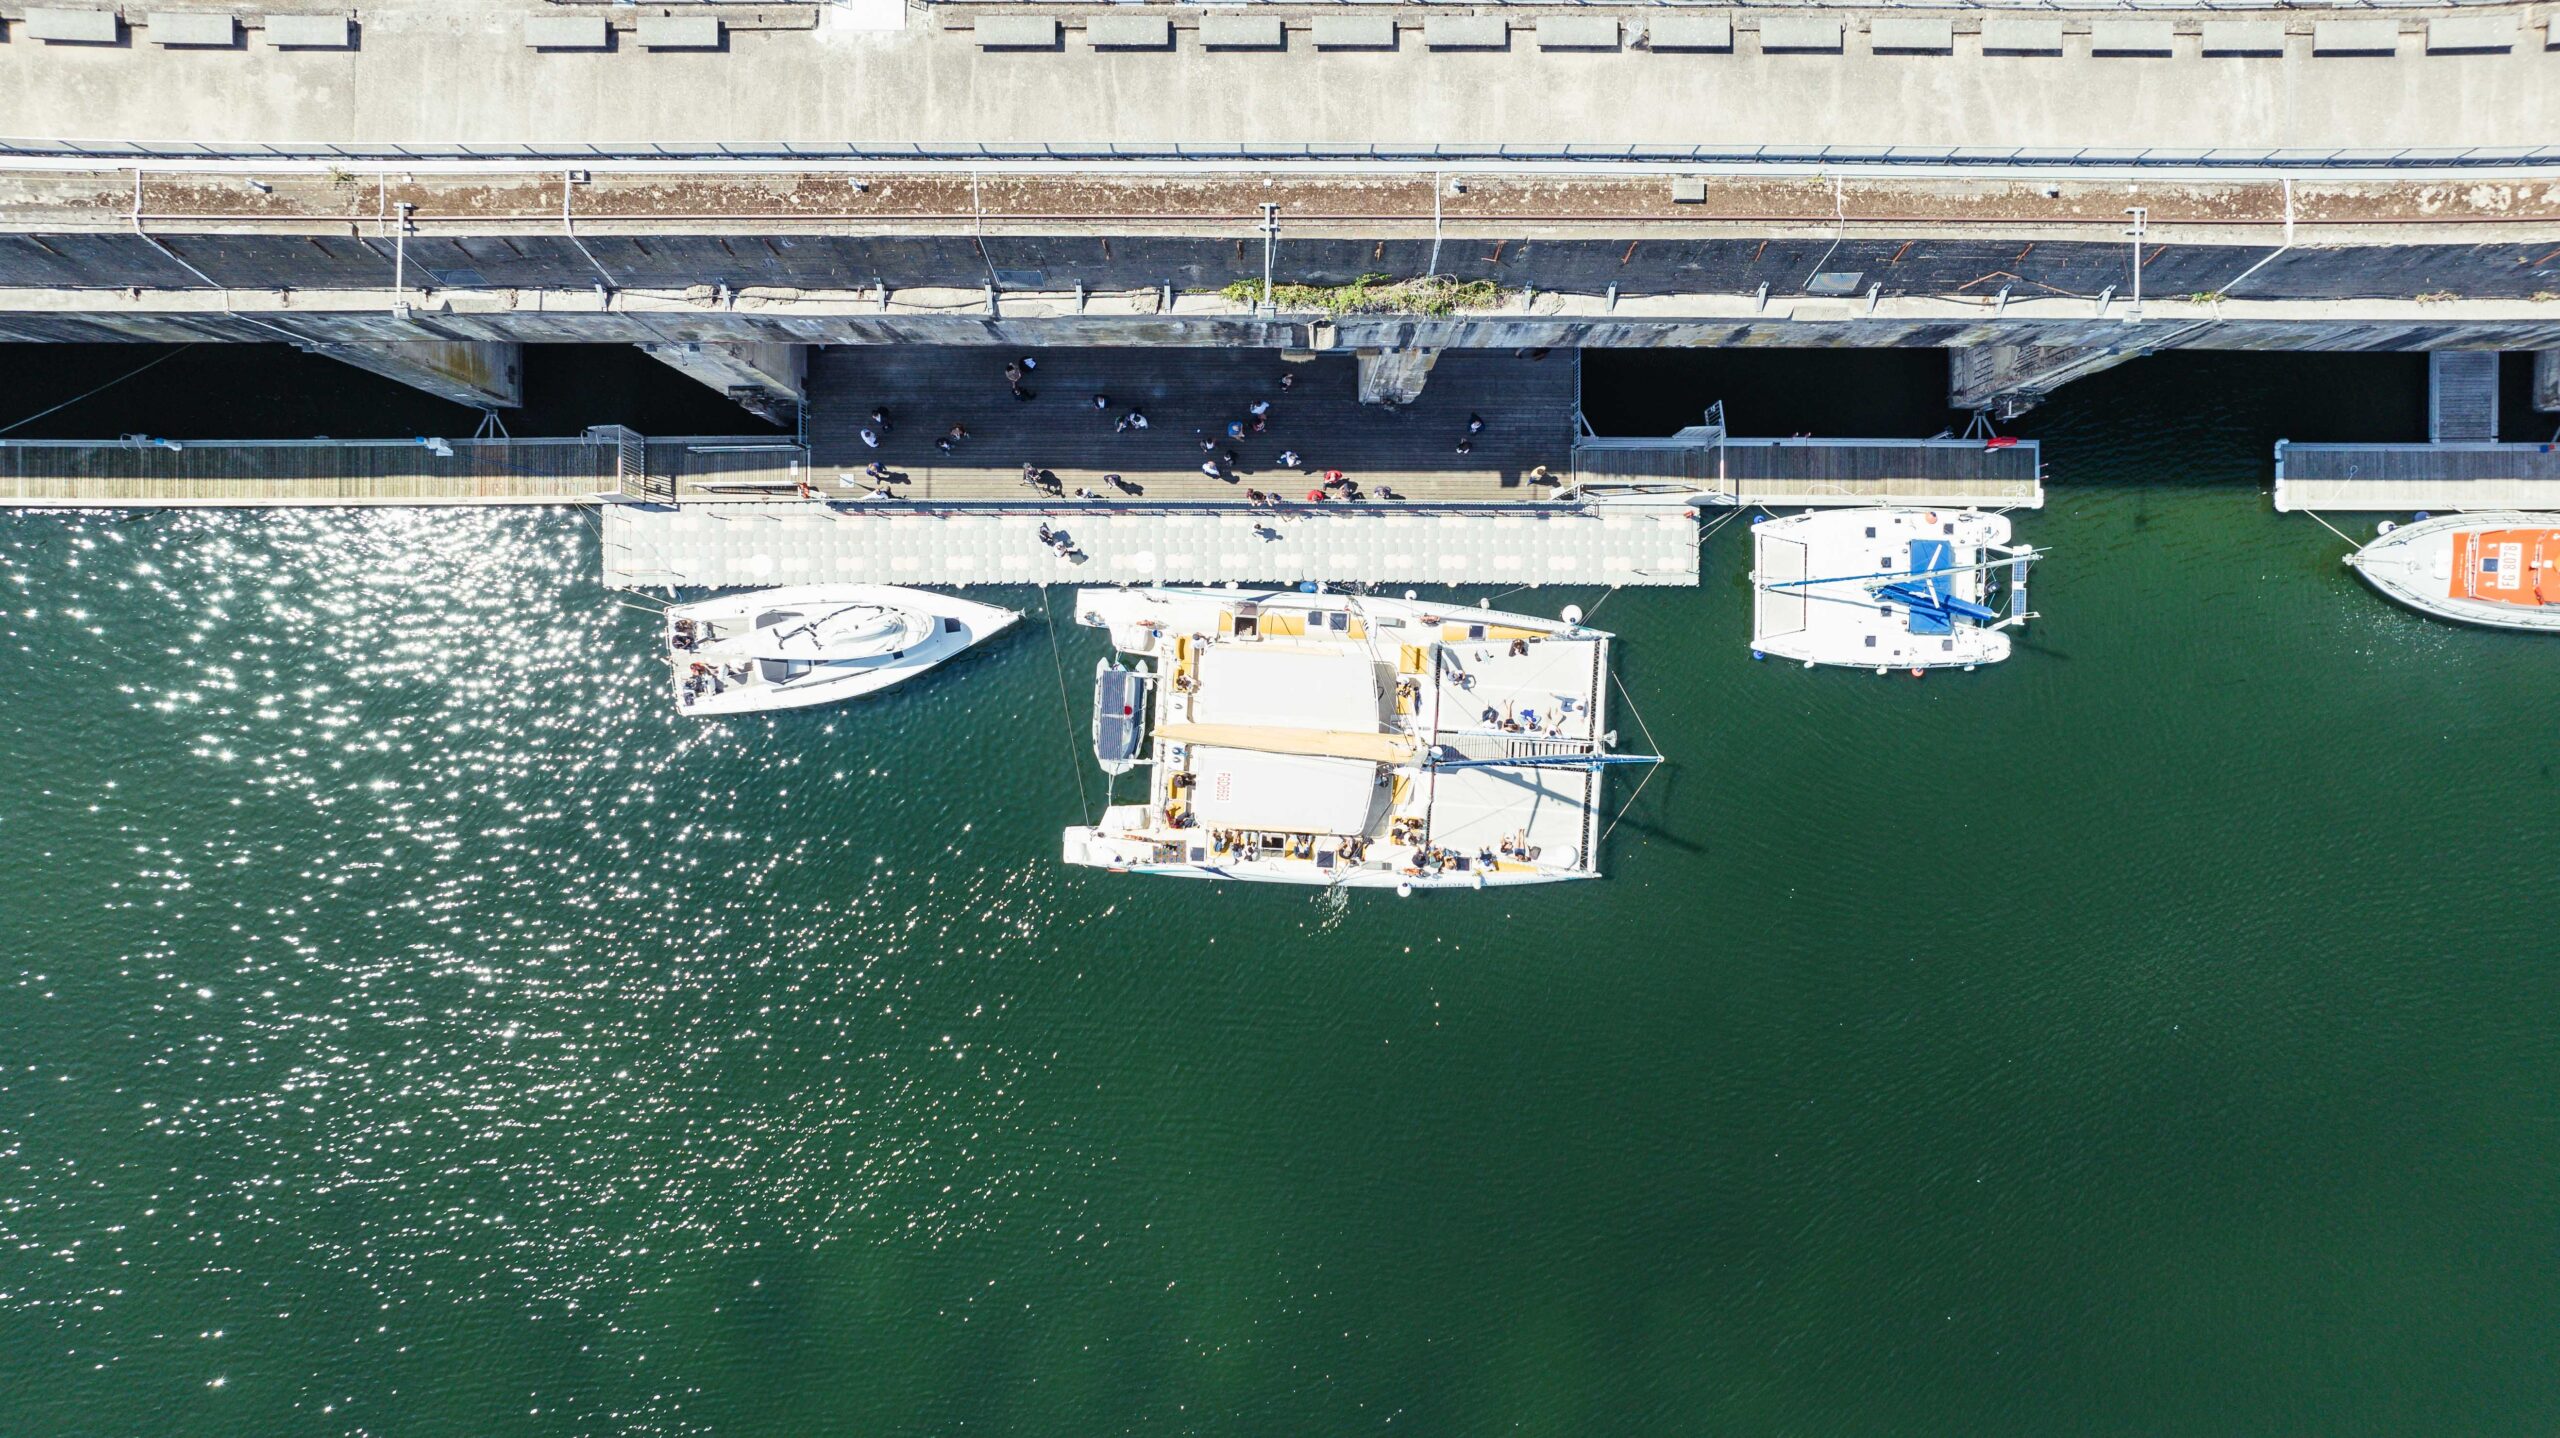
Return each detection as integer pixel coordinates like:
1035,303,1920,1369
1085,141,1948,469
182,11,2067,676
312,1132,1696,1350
804,346,1579,503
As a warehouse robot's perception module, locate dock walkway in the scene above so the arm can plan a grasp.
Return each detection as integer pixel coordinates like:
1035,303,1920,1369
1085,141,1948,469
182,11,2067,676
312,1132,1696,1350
806,347,1578,504
1572,434,2044,508
602,501,1699,591
2273,441,2560,512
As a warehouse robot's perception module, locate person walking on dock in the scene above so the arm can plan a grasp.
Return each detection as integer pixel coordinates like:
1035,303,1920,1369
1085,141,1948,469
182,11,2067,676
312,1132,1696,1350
939,422,967,454
1278,372,1296,392
1455,438,1474,455
1277,449,1301,468
871,408,892,432
1201,461,1224,480
859,427,880,449
1248,400,1272,420
1125,410,1150,431
1004,362,1033,401
1467,413,1485,434
1092,394,1111,412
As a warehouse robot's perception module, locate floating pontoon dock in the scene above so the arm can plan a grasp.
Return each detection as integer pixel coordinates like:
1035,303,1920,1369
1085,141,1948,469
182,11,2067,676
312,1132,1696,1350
2272,441,2560,513
1570,410,2043,509
602,501,1699,591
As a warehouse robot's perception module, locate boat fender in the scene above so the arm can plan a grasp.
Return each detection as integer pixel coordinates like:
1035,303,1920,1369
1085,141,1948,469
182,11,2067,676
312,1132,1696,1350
1395,881,1414,898
1751,649,1765,661
2376,520,2398,536
1911,669,1925,679
2413,512,2431,521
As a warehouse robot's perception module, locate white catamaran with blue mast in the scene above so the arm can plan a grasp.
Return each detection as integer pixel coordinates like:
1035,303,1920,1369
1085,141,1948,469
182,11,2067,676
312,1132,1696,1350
1750,508,2040,672
1064,586,1658,890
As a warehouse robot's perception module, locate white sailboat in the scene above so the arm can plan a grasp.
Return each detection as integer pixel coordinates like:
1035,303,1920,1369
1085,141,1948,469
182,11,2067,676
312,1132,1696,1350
666,584,1020,716
1750,507,2039,671
2346,512,2560,632
1063,588,1656,890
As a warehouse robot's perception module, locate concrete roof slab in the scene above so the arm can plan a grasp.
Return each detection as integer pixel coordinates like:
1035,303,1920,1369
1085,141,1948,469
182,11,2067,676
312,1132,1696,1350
1979,18,2064,54
524,16,609,50
1535,16,1619,51
2088,20,2172,55
2198,21,2286,55
2426,15,2515,52
1423,16,1508,51
636,17,721,51
1645,16,1731,52
1198,14,1282,50
1312,15,1396,50
2313,20,2399,54
1759,16,1842,53
973,15,1061,50
1086,14,1172,50
23,8,122,44
148,12,240,47
1870,18,1952,54
264,14,352,49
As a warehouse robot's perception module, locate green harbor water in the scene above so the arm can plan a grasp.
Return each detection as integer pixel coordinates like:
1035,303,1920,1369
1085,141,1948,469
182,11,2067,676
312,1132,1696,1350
3,355,2557,1436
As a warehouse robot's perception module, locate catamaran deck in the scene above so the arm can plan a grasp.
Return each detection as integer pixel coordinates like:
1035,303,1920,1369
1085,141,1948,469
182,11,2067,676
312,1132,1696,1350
601,501,1700,590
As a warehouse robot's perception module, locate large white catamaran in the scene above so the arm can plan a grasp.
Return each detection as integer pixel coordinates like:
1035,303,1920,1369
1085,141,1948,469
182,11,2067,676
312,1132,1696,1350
1064,587,1657,890
1750,507,2040,671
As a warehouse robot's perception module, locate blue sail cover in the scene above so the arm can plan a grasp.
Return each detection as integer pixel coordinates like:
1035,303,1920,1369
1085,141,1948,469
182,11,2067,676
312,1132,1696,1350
1899,540,1957,635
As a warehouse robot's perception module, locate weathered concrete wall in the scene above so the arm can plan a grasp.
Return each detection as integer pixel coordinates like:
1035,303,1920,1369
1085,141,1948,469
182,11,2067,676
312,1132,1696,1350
5,231,2556,304
302,339,524,408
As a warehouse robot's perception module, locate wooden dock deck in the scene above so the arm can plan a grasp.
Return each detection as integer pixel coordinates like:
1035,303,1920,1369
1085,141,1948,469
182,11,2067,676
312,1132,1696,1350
804,346,1579,504
0,434,800,507
1572,435,2044,508
2274,441,2560,512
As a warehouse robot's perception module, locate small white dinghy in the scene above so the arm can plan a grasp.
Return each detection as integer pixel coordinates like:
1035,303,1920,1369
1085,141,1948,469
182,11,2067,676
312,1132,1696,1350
1749,507,2039,672
666,584,1020,716
2346,512,2560,633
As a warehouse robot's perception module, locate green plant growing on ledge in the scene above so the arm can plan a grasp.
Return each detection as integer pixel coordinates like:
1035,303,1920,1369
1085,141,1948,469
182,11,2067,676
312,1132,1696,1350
1217,274,1503,316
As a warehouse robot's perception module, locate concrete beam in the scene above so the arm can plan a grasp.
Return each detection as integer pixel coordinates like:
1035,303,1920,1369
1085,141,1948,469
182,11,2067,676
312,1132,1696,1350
305,340,524,409
2536,352,2560,415
1356,346,1440,406
635,340,807,423
1947,337,2190,419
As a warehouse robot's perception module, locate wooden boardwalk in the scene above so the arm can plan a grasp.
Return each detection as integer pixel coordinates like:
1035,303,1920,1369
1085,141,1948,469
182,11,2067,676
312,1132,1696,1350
0,435,803,507
804,346,1580,504
1573,436,2044,508
2274,442,2560,512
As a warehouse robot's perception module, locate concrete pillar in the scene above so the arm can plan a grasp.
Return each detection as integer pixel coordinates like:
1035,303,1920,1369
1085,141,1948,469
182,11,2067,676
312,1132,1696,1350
1356,346,1440,406
2535,351,2560,414
636,341,808,425
1948,341,2144,420
305,340,522,409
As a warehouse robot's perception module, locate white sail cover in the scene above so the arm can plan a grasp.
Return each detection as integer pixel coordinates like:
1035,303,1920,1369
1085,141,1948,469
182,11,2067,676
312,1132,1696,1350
1187,748,1379,834
1191,646,1380,731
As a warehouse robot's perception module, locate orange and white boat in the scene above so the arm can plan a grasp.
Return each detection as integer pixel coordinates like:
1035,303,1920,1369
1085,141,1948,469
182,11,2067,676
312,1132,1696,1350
2346,512,2560,632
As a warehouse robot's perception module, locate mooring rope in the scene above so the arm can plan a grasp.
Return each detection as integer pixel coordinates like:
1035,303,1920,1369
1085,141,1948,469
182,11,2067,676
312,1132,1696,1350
2301,509,2363,549
1038,585,1094,827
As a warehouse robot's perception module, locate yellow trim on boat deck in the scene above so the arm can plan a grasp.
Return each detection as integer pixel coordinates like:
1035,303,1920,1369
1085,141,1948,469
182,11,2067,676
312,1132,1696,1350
1397,644,1428,675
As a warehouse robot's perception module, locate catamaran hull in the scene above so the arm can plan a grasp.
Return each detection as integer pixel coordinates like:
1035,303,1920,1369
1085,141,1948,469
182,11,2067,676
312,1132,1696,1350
2347,512,2560,633
1062,828,1596,889
668,584,1020,716
1750,507,2019,669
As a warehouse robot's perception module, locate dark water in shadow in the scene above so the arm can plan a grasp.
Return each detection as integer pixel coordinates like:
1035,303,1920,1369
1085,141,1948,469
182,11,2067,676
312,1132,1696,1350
2,348,2557,1436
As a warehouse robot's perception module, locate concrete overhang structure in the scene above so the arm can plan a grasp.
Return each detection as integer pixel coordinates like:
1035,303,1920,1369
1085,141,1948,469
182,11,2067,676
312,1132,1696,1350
0,0,2553,415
